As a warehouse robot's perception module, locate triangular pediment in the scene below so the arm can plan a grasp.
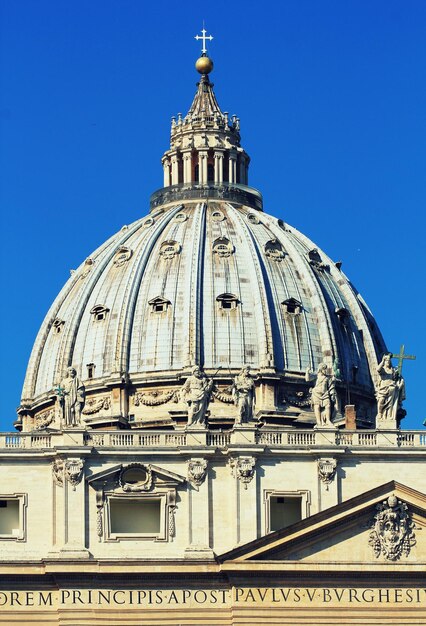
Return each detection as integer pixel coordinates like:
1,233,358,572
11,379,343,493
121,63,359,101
87,462,186,491
219,481,426,565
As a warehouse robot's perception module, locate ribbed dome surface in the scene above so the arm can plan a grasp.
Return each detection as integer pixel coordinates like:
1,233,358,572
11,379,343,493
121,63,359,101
22,200,385,406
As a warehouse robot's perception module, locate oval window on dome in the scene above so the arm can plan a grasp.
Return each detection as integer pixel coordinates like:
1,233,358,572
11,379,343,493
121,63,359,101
211,210,226,222
143,217,155,228
247,212,260,225
212,237,234,258
265,239,286,262
113,246,133,267
175,212,188,222
159,240,181,260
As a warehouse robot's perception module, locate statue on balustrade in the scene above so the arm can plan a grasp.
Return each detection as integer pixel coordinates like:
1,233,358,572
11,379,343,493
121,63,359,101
306,363,336,428
181,366,213,428
375,353,406,422
56,367,85,428
233,366,255,425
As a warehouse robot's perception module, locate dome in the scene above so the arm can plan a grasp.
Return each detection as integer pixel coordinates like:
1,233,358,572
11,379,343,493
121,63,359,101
17,56,388,432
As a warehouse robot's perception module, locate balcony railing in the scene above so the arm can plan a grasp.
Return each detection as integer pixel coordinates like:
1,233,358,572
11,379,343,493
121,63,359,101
149,182,263,211
0,429,425,451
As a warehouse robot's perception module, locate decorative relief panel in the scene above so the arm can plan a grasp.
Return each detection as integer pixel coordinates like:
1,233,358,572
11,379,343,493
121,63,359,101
317,458,337,489
64,459,84,490
368,495,416,561
187,459,208,487
133,389,178,406
229,456,256,489
82,396,110,415
52,459,64,487
35,408,56,430
159,240,181,260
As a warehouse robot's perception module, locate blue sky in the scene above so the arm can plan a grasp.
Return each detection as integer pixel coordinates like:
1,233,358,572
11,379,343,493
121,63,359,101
0,0,425,430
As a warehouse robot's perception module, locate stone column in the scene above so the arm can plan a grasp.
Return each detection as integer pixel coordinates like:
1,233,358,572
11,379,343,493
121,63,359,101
170,154,179,185
199,151,208,184
239,155,246,185
214,151,224,183
229,150,237,183
185,458,214,559
182,151,192,184
162,157,171,187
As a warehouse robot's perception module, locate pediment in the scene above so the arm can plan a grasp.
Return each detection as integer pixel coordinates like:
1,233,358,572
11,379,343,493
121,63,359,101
87,462,186,492
220,481,426,565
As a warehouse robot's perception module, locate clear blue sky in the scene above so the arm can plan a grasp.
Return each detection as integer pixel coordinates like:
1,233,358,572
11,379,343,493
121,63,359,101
0,0,425,430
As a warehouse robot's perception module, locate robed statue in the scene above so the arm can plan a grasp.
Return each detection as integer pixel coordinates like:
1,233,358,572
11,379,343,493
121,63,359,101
57,367,85,427
181,366,213,427
376,353,405,422
306,363,336,428
233,366,255,425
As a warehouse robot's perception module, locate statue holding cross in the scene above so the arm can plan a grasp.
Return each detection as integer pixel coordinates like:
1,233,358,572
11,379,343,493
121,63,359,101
375,353,406,425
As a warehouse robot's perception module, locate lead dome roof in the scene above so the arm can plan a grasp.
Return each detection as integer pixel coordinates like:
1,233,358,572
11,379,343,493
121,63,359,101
19,53,387,427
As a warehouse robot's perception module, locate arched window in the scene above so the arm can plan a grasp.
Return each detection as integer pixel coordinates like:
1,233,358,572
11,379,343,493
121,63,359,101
90,305,110,322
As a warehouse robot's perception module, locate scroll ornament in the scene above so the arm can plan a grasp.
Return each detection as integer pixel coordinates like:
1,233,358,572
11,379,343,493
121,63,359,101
368,495,416,561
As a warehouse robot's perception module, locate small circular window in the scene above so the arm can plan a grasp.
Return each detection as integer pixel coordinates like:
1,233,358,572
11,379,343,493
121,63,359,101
211,211,226,222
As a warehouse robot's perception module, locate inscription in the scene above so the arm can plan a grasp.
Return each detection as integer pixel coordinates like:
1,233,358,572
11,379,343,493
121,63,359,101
0,587,423,609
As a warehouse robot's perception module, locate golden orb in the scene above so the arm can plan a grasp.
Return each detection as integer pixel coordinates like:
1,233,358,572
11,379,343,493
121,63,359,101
195,55,213,75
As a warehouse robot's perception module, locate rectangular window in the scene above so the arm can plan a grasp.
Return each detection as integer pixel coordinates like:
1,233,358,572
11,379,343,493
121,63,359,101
264,490,310,534
0,495,27,541
270,496,302,531
110,498,161,535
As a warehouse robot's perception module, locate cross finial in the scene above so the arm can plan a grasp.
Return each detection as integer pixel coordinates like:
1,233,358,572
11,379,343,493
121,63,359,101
391,344,416,374
195,27,213,55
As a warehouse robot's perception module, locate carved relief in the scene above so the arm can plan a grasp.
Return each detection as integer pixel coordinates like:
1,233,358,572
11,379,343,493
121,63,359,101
64,459,84,490
96,491,104,542
133,389,178,406
35,408,55,430
159,240,181,260
368,495,416,561
281,390,311,408
119,463,153,492
211,388,234,404
82,396,110,415
212,237,234,258
168,504,177,538
264,239,286,261
52,459,64,487
188,459,208,487
113,246,133,267
317,458,337,488
229,456,255,489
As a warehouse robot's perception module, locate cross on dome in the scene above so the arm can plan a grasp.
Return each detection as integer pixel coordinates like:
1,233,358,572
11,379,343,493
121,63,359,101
194,27,213,54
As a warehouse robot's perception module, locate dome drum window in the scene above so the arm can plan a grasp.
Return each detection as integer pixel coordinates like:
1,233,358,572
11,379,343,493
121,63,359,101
282,298,302,315
90,305,110,322
86,363,96,379
264,239,286,261
149,297,171,314
159,240,181,260
212,237,234,258
216,293,239,311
